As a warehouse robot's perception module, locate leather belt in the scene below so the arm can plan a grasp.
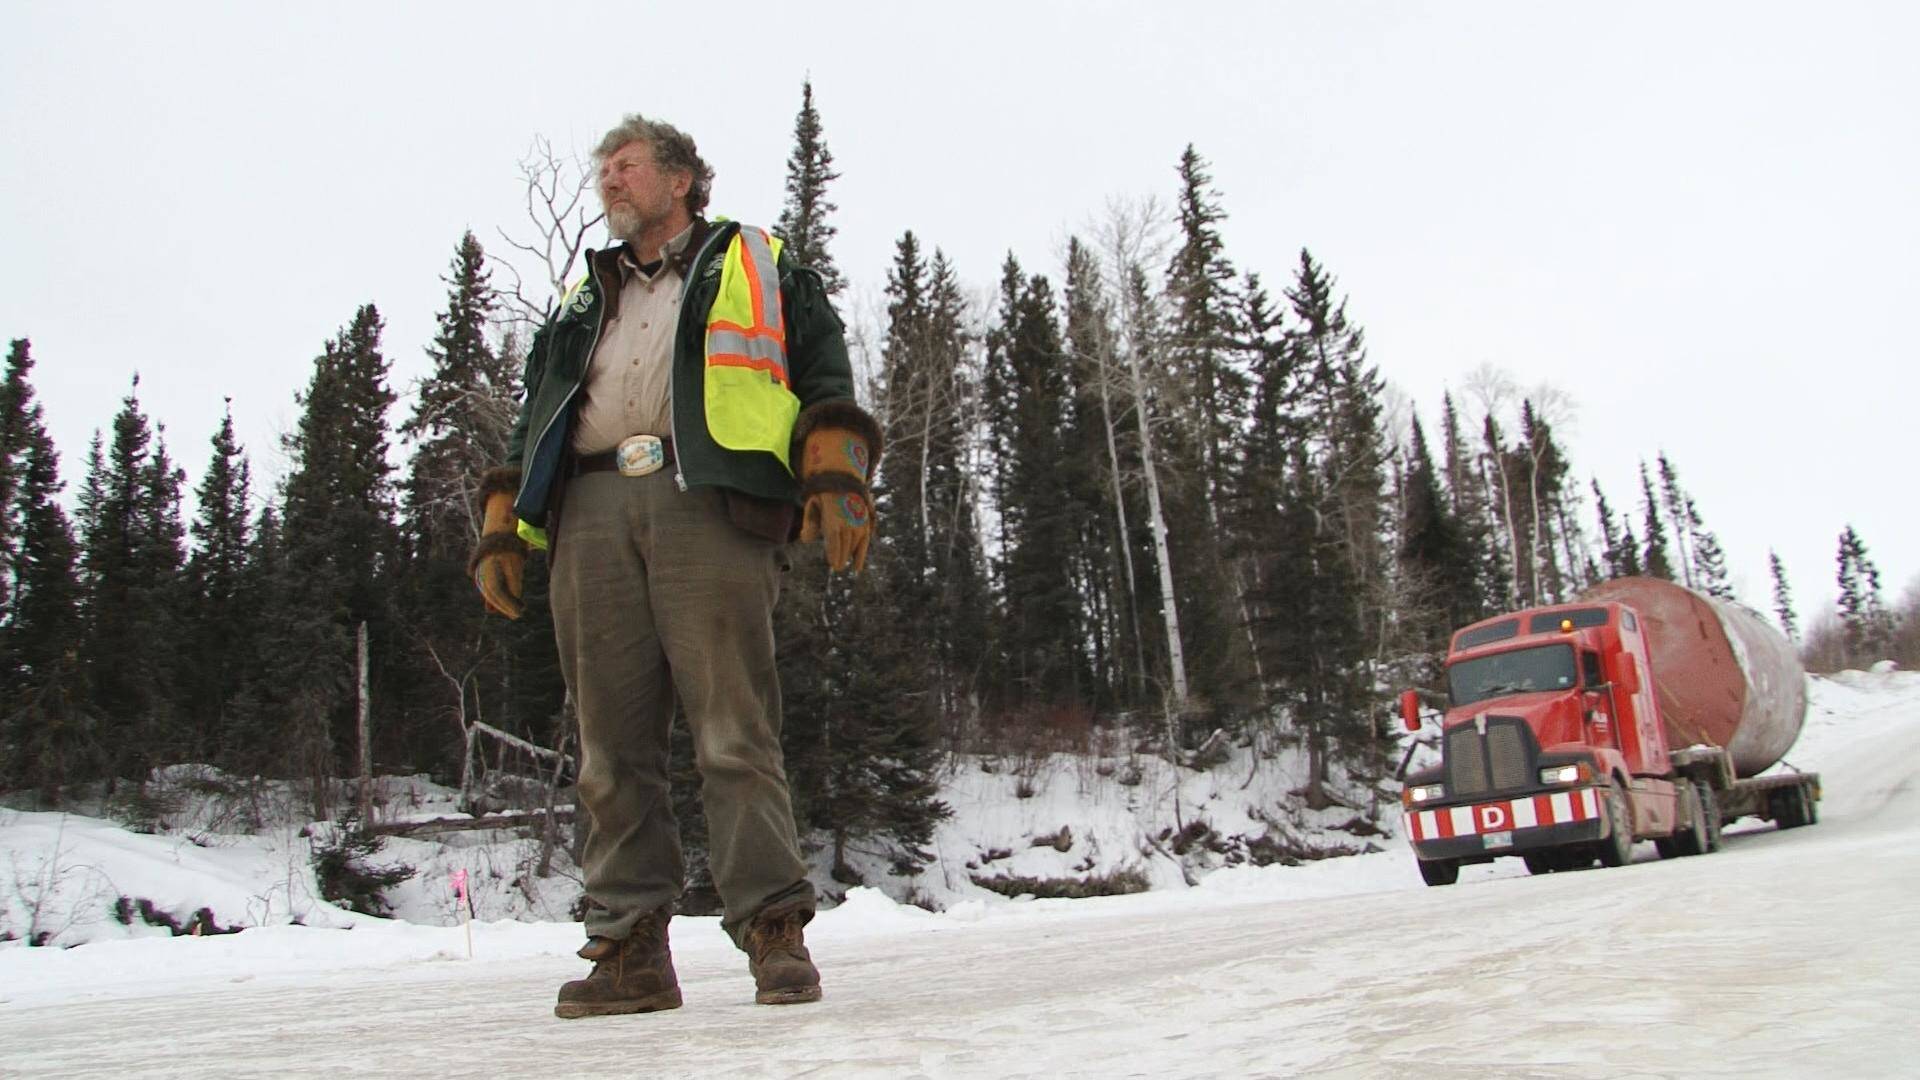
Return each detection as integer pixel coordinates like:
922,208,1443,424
573,436,674,477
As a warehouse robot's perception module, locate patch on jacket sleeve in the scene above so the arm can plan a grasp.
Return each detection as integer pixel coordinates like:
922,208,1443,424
563,277,594,315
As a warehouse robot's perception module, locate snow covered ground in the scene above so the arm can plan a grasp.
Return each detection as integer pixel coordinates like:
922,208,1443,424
3,670,1918,1078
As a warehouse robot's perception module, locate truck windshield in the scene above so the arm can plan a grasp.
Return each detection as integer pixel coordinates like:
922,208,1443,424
1448,645,1578,707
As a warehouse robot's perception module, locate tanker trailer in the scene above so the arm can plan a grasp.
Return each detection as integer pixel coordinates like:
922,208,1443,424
1397,578,1820,886
1578,576,1818,832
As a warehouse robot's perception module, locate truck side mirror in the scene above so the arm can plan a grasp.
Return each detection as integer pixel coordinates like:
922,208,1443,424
1617,655,1642,696
1399,689,1422,733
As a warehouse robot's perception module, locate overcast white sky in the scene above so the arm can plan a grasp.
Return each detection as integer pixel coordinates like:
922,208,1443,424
3,1,1913,622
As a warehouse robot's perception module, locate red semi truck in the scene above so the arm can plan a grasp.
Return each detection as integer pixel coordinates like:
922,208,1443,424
1399,576,1820,886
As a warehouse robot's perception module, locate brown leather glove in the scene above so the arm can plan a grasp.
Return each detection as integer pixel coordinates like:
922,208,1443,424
468,466,528,619
792,401,882,573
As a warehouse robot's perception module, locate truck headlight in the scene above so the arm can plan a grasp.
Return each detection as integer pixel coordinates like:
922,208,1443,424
1538,764,1588,785
1406,784,1446,804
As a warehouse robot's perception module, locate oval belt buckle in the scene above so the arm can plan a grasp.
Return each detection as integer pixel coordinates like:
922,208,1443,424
615,434,666,477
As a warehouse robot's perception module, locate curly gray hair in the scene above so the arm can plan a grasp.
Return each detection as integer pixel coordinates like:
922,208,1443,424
594,114,714,216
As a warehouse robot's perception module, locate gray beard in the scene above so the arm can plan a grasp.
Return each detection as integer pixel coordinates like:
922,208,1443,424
605,204,647,244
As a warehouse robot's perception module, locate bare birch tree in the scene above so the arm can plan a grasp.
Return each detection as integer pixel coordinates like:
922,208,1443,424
496,136,604,329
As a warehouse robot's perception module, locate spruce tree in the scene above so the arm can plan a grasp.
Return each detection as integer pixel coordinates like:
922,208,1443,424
1769,550,1798,641
871,232,987,722
1259,444,1372,807
979,254,1024,589
1229,270,1299,709
768,224,950,890
225,503,294,777
1591,478,1626,579
77,379,188,781
1835,526,1892,664
989,267,1087,707
1158,150,1259,719
1685,497,1733,600
1278,251,1391,797
184,402,253,763
278,305,400,803
1164,145,1248,507
398,235,559,775
0,340,86,796
1653,452,1731,599
1638,462,1674,581
1440,392,1506,616
772,79,845,295
1398,414,1475,667
1656,453,1696,590
1618,523,1641,578
1480,413,1521,608
797,563,952,883
0,339,27,627
1288,251,1388,638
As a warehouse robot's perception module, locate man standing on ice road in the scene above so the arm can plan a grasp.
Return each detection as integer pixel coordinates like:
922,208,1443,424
467,113,881,1018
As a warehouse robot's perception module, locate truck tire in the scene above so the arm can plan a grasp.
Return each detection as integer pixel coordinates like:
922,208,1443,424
1696,781,1723,852
1803,781,1819,825
1418,859,1459,887
1665,781,1711,857
1598,780,1635,868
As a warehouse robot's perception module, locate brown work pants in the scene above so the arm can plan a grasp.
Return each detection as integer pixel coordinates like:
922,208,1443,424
549,470,812,948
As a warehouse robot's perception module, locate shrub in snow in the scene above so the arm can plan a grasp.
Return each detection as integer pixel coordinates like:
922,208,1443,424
111,897,239,937
310,822,416,917
968,867,1150,900
106,783,185,835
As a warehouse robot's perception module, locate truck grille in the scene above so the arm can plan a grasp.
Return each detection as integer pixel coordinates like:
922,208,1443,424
1446,728,1488,793
1444,716,1537,796
1488,725,1529,788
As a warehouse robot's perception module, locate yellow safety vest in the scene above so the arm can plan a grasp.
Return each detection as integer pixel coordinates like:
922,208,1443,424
703,226,801,470
517,226,799,553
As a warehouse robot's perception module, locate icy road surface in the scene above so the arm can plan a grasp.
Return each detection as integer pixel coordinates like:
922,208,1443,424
4,675,1918,1079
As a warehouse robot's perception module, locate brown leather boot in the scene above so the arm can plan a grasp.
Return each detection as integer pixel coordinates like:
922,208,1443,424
554,909,682,1019
743,910,822,1005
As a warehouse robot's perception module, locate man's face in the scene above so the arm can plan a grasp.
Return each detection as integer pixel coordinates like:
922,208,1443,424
598,140,690,242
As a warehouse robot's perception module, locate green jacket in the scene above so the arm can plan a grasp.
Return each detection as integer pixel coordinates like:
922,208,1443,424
506,219,855,531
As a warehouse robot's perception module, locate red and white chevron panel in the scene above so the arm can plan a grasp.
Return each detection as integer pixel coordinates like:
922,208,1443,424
1405,787,1601,842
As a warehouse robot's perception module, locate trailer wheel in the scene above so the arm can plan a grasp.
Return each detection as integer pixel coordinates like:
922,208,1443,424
1774,785,1807,829
1418,859,1459,887
1598,780,1634,867
1696,781,1723,852
1777,781,1819,829
1524,853,1553,875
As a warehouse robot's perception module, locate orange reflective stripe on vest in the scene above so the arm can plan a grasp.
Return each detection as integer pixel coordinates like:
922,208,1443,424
704,226,801,470
706,226,789,386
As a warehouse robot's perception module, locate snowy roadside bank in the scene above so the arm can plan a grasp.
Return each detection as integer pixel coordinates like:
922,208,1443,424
4,670,1915,1021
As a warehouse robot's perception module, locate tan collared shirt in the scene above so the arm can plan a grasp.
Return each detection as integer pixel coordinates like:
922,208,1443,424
570,223,695,454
